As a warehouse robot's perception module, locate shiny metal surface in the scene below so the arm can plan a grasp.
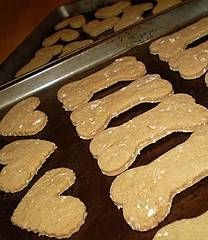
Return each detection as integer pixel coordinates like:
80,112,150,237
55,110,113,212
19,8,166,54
0,0,207,110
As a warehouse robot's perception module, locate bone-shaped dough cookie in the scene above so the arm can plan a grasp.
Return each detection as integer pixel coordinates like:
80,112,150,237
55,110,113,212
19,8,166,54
0,140,56,193
15,54,53,77
95,1,131,19
150,17,208,61
55,15,86,30
169,41,208,79
57,56,146,111
114,3,153,32
110,125,208,231
0,97,48,136
42,29,80,47
16,45,63,77
59,40,93,58
153,211,208,239
35,44,63,57
71,74,173,139
11,168,87,238
90,94,208,176
83,17,119,37
153,0,182,14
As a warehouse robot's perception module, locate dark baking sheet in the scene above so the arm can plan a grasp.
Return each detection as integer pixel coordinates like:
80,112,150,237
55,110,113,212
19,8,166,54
0,0,187,87
1,14,208,239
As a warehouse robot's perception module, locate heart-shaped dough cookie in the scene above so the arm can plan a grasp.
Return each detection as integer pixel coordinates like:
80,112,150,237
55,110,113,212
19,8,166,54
11,168,87,239
0,139,56,193
0,97,48,136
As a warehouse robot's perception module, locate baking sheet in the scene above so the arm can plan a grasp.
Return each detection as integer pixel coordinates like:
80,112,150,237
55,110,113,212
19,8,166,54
0,0,208,239
0,0,186,87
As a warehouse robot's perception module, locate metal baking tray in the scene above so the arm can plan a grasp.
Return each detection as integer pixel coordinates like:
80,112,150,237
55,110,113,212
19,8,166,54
0,0,208,239
0,0,186,88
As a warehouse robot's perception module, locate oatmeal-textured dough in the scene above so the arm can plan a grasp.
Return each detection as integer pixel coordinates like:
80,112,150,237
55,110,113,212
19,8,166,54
0,140,56,193
71,74,173,139
0,97,48,136
114,3,153,32
90,94,208,176
150,17,208,61
57,56,146,111
59,40,93,57
42,29,79,47
153,211,208,239
55,15,86,30
111,125,208,231
83,17,119,37
12,168,87,239
169,41,208,79
95,1,131,19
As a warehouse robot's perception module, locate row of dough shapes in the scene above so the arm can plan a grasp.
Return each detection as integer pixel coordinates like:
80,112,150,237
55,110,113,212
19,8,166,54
70,74,173,139
57,56,146,111
110,124,208,231
90,94,208,176
0,97,88,238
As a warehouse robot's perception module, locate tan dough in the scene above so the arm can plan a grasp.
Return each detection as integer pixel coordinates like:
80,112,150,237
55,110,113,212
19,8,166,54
0,97,48,136
0,140,56,193
42,29,79,47
150,17,208,61
90,94,208,176
83,17,119,37
153,211,208,239
35,44,63,57
153,0,182,14
169,41,208,79
11,168,87,239
95,1,131,19
55,15,86,30
111,125,208,231
57,56,146,111
114,3,153,32
70,74,173,139
15,54,52,77
59,39,93,57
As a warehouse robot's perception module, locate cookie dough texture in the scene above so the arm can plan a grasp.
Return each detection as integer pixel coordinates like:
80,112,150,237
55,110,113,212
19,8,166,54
90,94,208,176
55,15,86,30
12,168,87,239
95,1,131,19
83,17,119,37
111,125,208,232
169,41,208,79
70,74,173,139
153,211,208,239
150,17,208,61
57,56,146,111
42,29,80,47
114,3,153,32
153,0,182,14
0,97,48,136
35,44,63,57
59,40,93,57
0,140,56,193
15,55,53,77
